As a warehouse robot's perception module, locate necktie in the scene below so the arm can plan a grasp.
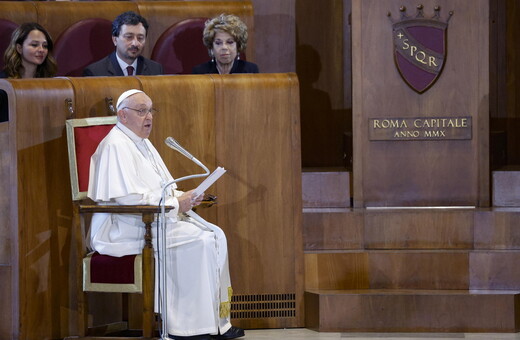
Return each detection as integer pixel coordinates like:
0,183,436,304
127,66,134,76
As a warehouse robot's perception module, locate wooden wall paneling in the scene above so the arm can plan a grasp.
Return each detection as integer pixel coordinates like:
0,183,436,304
136,1,254,60
137,75,218,220
66,76,143,118
251,0,295,73
0,266,12,340
0,122,10,264
0,78,77,340
35,1,137,46
0,119,13,339
0,82,20,340
352,0,489,207
0,2,37,24
213,73,303,328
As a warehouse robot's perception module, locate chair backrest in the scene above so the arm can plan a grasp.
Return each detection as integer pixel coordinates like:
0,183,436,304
151,18,208,75
54,18,114,77
66,116,117,201
0,19,18,72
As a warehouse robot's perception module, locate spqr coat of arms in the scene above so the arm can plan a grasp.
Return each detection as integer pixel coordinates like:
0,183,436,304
388,5,453,93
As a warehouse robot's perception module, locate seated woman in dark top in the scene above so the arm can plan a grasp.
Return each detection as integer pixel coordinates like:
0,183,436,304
0,22,57,79
192,14,259,74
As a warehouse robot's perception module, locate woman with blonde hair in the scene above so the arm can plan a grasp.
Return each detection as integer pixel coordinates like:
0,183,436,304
0,22,57,78
193,14,258,74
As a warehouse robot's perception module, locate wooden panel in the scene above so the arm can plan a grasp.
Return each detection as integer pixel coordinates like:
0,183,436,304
0,122,10,264
352,0,489,207
137,1,254,59
305,289,520,332
470,251,520,289
66,76,142,119
303,209,363,250
304,252,369,290
35,1,137,44
138,75,217,221
0,266,12,340
252,0,295,73
369,251,469,289
475,208,520,249
0,2,37,24
364,209,474,249
493,169,520,206
214,73,303,328
0,79,76,340
301,170,350,208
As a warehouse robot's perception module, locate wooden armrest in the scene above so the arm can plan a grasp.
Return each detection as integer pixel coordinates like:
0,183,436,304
79,204,175,214
76,204,172,251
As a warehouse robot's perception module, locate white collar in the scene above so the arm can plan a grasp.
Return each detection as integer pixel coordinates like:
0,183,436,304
115,53,138,76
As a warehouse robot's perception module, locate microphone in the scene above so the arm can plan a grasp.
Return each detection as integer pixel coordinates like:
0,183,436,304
165,136,208,172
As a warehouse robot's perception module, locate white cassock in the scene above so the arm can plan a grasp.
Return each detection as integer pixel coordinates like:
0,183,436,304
87,122,233,337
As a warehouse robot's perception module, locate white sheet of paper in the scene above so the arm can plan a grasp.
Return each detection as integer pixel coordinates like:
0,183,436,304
193,166,226,197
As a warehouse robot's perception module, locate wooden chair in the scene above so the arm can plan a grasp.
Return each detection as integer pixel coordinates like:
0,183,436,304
66,116,166,339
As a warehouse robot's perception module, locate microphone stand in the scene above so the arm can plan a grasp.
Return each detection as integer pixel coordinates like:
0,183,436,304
159,139,210,340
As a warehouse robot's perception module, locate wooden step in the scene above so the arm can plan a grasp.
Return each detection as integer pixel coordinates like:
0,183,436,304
304,207,520,251
305,250,520,290
305,289,520,332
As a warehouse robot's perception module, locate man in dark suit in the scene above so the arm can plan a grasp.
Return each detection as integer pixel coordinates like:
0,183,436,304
83,11,163,76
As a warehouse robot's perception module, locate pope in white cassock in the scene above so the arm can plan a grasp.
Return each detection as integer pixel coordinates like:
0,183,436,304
87,89,245,340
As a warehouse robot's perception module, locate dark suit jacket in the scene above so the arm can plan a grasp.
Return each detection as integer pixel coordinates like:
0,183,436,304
192,59,259,74
83,52,163,76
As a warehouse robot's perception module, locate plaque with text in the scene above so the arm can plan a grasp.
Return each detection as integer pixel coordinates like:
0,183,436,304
369,117,472,141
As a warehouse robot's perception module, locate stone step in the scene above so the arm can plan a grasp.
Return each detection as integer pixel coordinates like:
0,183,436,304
305,289,520,332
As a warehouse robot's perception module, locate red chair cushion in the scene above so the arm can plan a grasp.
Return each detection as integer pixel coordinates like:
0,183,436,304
0,19,18,72
90,252,137,284
74,124,114,193
54,18,114,77
151,18,209,75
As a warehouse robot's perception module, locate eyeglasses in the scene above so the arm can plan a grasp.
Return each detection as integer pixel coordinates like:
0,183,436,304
122,107,158,117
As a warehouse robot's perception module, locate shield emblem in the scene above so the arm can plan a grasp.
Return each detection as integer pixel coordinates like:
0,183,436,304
391,7,452,93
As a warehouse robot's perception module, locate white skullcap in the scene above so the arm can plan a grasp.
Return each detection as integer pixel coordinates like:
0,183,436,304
116,89,144,110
